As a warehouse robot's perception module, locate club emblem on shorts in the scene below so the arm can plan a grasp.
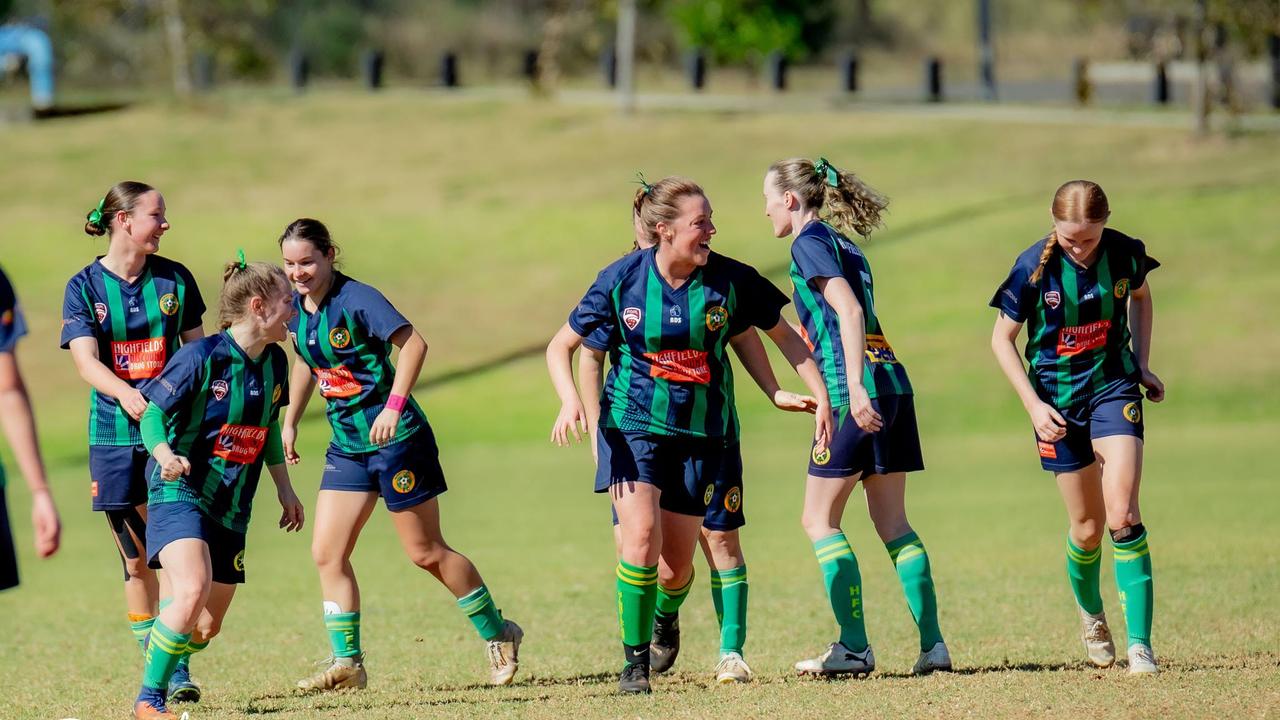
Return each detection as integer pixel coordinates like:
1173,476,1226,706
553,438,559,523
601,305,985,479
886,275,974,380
1044,291,1061,309
622,307,642,331
1123,402,1141,424
329,327,351,349
392,470,416,494
705,305,728,332
724,486,742,513
94,302,109,323
272,384,282,404
159,292,180,316
233,550,245,572
812,445,831,466
211,380,229,401
1114,278,1130,298
703,483,714,506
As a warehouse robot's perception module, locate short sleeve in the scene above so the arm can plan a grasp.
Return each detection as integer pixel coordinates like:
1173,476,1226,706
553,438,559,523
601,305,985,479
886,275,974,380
791,233,844,282
989,262,1036,323
0,269,27,353
271,346,290,417
351,284,411,343
177,265,206,333
568,270,617,352
729,267,789,335
1130,239,1160,290
141,342,207,415
60,276,97,348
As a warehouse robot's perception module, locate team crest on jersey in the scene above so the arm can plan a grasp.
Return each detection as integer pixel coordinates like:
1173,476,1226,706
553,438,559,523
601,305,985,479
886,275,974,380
211,380,229,401
669,306,683,325
724,486,742,513
94,302,108,323
1114,278,1130,298
272,384,282,404
705,305,728,332
329,326,351,349
1123,402,1141,424
392,470,416,494
622,307,642,331
703,483,714,506
233,550,245,572
159,293,180,316
812,445,831,466
1044,291,1061,309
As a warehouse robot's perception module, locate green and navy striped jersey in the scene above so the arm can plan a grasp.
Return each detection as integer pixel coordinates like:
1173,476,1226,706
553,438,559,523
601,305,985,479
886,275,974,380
990,228,1160,409
790,221,912,406
60,256,205,446
569,248,789,439
141,331,289,533
288,273,425,453
0,266,28,491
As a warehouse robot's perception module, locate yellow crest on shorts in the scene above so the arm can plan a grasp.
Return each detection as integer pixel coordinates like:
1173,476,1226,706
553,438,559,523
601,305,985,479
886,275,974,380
812,445,831,466
233,550,245,572
1123,402,1141,424
724,486,742,513
392,470,416,494
703,484,714,506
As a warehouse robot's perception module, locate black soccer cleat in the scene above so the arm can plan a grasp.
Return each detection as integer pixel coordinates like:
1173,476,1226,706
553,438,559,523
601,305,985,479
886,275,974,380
618,662,651,694
649,613,681,674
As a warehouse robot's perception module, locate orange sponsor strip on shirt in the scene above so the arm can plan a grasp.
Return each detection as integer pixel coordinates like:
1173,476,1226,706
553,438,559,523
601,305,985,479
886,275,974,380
644,349,711,385
1056,320,1111,357
213,424,268,464
314,365,363,399
111,337,167,380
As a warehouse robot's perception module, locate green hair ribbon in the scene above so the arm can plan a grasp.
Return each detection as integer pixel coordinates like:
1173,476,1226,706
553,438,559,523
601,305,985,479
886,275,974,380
86,197,107,230
634,172,654,196
813,157,840,188
236,248,247,269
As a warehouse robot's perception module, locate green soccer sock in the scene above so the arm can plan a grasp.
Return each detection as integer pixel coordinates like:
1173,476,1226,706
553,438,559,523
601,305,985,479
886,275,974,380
141,619,190,692
129,614,155,654
1113,529,1154,648
324,610,362,658
886,531,944,651
1066,536,1104,615
457,585,506,641
616,561,658,661
710,565,748,656
177,638,208,670
655,570,694,619
813,532,867,652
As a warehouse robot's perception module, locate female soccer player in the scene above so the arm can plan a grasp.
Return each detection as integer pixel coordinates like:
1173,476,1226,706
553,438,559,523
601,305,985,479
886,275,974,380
1,265,61,591
763,157,950,677
548,176,832,694
131,257,305,720
990,180,1162,674
60,181,206,700
278,219,522,692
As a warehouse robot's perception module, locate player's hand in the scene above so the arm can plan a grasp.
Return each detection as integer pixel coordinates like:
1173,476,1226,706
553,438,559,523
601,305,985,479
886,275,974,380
813,400,833,455
1139,367,1165,403
282,423,301,465
118,388,148,421
30,489,61,559
849,384,883,432
1029,401,1067,442
368,407,402,447
773,389,818,413
277,486,305,532
551,401,587,446
160,454,192,481
589,427,599,467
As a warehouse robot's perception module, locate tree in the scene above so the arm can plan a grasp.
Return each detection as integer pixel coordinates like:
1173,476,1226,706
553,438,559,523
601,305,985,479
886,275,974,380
665,0,832,67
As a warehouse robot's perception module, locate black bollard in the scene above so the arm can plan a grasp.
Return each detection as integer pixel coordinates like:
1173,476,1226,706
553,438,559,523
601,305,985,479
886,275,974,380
766,50,788,91
192,51,214,93
688,49,706,92
601,46,617,88
839,52,859,93
1073,57,1092,105
1270,34,1280,110
288,50,309,93
441,51,458,88
522,49,539,84
362,49,384,90
924,57,942,102
1154,60,1169,105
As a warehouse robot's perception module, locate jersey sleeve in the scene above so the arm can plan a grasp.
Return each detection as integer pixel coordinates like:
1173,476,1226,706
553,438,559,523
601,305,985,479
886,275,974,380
176,264,206,333
730,266,790,335
568,270,617,352
0,269,27,354
60,275,97,349
271,346,290,418
1130,239,1161,290
989,261,1037,323
141,342,207,416
351,285,412,343
790,232,844,281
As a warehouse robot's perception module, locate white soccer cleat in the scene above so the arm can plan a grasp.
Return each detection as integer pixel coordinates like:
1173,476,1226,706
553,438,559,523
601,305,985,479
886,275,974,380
912,641,952,675
795,642,875,677
1078,606,1116,668
1127,643,1158,674
295,654,367,692
714,652,754,684
487,619,523,686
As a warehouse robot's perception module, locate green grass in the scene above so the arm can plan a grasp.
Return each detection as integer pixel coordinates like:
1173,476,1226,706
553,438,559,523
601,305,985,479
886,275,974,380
0,92,1277,719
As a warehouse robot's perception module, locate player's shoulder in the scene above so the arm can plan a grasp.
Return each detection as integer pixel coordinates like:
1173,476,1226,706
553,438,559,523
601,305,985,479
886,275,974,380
1101,227,1145,257
706,250,762,280
595,248,648,287
1010,237,1050,275
65,260,99,289
148,255,196,283
333,273,386,304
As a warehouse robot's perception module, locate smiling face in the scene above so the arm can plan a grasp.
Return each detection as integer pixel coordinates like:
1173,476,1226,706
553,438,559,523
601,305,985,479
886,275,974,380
762,170,796,238
118,191,169,254
1053,219,1106,264
656,194,715,267
281,238,335,297
258,276,296,344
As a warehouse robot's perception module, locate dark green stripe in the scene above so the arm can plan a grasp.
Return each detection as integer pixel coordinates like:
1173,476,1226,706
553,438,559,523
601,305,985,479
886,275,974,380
790,263,843,405
607,283,633,430
643,267,669,434
1092,252,1113,395
102,275,132,441
1057,257,1079,408
316,310,370,451
721,283,738,437
687,274,707,435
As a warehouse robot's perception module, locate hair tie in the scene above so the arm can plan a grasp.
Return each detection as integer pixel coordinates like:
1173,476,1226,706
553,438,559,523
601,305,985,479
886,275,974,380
86,197,107,230
634,172,654,196
813,157,840,188
236,248,247,270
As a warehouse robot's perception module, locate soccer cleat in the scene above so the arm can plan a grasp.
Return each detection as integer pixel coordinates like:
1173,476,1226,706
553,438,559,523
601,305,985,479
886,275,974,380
649,613,681,674
1078,606,1116,668
487,619,524,686
132,700,177,720
714,652,754,683
1127,643,1158,674
912,641,953,675
295,654,367,692
795,642,876,677
618,662,651,694
167,665,202,703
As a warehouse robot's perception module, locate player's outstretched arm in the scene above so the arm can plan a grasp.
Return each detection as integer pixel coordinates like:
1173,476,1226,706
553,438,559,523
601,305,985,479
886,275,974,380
729,328,817,413
991,313,1066,442
547,323,587,446
67,336,148,420
762,319,832,453
0,350,59,558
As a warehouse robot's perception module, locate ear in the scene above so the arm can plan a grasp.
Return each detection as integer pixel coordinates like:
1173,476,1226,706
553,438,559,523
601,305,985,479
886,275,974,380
783,190,800,211
248,295,267,316
654,220,672,242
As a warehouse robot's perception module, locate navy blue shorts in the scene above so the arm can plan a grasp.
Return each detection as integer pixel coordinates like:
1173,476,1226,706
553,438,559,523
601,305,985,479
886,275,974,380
809,395,925,479
595,428,745,531
1035,379,1145,473
320,428,447,512
146,501,247,584
88,445,154,511
0,479,18,591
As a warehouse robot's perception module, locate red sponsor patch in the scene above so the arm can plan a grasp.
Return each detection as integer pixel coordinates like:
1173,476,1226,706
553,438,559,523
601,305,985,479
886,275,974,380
864,334,900,364
622,307,642,331
643,349,711,384
213,423,268,464
1038,441,1058,459
1056,320,1111,356
111,337,167,380
314,366,363,399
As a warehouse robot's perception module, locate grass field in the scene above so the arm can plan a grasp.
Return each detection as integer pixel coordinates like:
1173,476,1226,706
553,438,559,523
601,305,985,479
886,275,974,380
0,92,1278,719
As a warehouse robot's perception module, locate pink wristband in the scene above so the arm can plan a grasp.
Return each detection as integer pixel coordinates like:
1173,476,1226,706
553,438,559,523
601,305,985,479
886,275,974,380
386,394,407,412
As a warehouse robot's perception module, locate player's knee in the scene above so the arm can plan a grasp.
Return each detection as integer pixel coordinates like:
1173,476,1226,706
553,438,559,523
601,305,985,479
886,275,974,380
869,514,911,544
1070,518,1105,549
311,543,349,574
800,512,837,541
121,554,154,582
408,543,448,573
702,529,743,567
193,617,222,642
1110,522,1146,544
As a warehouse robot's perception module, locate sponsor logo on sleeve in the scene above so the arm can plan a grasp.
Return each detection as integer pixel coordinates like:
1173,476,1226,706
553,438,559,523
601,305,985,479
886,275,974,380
211,380,229,401
643,349,710,384
705,305,728,332
159,293,180,316
622,307,642,331
391,470,416,494
1114,278,1130,298
313,366,363,399
1123,402,1141,424
724,486,742,513
1038,441,1058,459
111,337,167,380
328,326,352,349
212,424,268,464
94,303,109,323
1056,320,1111,356
1044,291,1061,309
